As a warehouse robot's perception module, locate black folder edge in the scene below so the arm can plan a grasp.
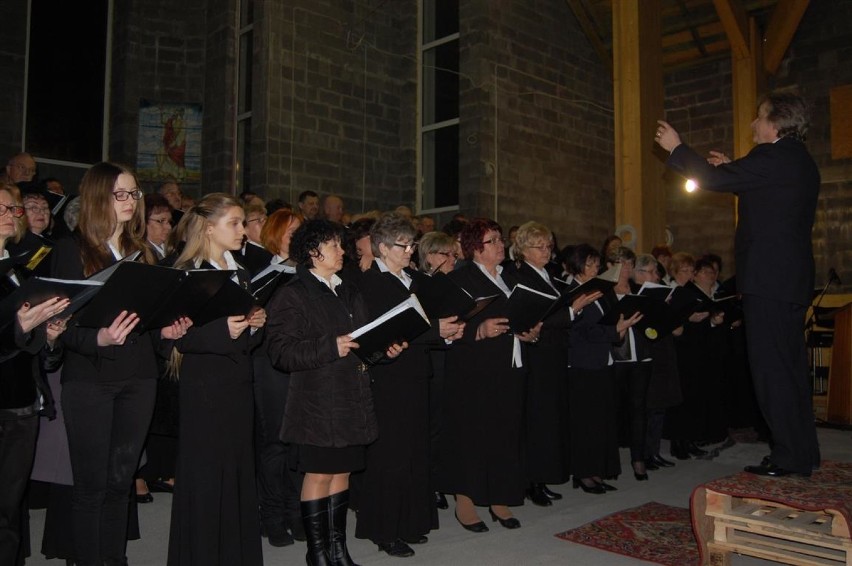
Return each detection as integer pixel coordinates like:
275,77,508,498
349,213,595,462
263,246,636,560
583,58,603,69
507,284,559,334
349,294,431,365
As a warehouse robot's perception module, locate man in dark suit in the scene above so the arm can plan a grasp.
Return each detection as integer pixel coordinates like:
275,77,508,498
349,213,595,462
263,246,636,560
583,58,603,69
655,91,820,477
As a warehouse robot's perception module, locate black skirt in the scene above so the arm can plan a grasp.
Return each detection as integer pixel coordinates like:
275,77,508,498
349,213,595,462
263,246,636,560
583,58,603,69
295,444,366,474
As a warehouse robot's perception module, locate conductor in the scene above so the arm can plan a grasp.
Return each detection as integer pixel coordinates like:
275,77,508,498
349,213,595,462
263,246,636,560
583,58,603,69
655,91,820,477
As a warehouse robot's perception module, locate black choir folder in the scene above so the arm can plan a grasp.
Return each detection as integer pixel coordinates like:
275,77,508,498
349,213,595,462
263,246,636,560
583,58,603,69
74,262,256,330
415,272,499,321
506,264,622,334
350,294,431,365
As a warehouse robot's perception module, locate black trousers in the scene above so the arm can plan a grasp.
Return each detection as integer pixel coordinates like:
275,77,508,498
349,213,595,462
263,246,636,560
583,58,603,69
615,361,652,462
0,415,38,566
62,379,155,566
743,295,820,473
254,357,301,529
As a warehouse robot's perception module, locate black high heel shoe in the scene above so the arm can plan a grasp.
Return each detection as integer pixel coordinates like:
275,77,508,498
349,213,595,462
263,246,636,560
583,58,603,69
572,478,605,494
488,508,521,529
594,479,617,491
632,461,649,481
455,511,488,533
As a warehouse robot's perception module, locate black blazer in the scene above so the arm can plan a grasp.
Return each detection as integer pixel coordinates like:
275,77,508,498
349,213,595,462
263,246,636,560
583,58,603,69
237,241,274,277
50,235,160,384
565,281,620,371
667,138,819,306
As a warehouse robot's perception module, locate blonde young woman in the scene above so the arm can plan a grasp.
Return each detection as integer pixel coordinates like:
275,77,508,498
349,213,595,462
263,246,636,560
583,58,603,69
164,193,266,566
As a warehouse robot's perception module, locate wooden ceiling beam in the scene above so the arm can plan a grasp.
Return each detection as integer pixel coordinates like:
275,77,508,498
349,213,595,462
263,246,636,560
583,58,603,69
763,0,809,74
713,0,751,58
566,0,613,75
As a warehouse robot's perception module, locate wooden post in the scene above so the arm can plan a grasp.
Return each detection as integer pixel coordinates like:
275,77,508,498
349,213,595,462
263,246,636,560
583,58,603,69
612,0,666,253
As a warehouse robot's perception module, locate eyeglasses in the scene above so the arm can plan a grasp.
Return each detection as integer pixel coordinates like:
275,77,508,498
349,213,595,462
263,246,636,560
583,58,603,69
434,250,458,258
0,204,25,218
528,244,553,251
112,189,143,201
392,242,418,253
148,218,172,226
244,216,267,227
482,236,505,245
634,268,656,274
24,205,50,214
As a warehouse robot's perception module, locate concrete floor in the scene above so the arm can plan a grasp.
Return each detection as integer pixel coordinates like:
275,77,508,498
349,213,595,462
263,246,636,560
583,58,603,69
26,427,852,566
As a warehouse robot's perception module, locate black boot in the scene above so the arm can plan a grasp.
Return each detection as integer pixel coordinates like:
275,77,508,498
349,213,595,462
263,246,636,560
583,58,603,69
301,497,332,566
328,490,359,566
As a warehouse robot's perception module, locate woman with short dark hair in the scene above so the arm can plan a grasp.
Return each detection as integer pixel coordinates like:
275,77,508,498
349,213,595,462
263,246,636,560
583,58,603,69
266,219,403,566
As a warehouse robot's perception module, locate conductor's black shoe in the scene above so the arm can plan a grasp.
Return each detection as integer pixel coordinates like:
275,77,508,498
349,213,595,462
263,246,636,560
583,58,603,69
377,540,415,558
526,484,553,507
744,461,811,478
434,491,448,510
541,485,563,500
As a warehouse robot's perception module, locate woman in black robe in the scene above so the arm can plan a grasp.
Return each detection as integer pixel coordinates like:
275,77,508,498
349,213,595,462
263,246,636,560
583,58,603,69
165,193,266,566
352,213,464,558
505,222,600,505
564,244,641,494
438,218,541,532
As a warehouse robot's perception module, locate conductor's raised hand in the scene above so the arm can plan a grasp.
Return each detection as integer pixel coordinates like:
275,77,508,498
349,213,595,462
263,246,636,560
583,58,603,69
616,311,643,338
707,150,732,166
336,334,359,358
247,308,267,329
97,310,140,346
17,297,71,334
386,341,408,359
654,120,682,153
227,315,250,339
161,316,193,340
438,316,465,340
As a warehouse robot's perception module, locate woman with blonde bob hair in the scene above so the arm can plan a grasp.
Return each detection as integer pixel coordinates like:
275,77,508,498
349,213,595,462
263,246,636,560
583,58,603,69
50,162,188,566
165,193,267,566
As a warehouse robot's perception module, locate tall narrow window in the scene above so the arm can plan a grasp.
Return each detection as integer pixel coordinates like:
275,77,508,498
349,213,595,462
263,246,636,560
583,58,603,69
235,0,254,192
419,0,459,212
25,0,109,182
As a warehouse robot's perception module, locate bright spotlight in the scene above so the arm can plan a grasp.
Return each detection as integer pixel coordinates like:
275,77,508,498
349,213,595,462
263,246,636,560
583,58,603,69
684,179,698,193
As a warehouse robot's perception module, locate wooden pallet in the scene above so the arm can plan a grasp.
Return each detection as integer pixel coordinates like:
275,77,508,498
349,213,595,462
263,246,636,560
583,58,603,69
700,489,852,566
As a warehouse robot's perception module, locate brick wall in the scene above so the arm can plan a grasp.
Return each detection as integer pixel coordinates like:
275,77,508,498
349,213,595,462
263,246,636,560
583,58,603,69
459,0,616,249
255,0,417,214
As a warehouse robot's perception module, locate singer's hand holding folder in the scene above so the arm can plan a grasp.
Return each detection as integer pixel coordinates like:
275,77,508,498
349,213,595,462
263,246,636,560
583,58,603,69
349,294,431,365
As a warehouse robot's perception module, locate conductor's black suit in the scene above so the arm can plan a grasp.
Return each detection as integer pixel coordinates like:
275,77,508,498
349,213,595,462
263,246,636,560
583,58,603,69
667,136,820,475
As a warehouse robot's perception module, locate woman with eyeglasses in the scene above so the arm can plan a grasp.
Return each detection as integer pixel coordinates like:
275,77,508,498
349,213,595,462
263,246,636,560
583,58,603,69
165,193,266,566
438,218,541,532
506,222,602,506
49,162,189,566
143,193,173,260
564,244,642,495
0,183,70,564
351,213,461,558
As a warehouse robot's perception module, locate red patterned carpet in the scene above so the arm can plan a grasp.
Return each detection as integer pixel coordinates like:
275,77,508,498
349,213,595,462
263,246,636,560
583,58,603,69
555,501,699,566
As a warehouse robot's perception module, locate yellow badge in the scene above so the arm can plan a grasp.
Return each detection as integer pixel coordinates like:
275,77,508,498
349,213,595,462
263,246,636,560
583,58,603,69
644,327,658,340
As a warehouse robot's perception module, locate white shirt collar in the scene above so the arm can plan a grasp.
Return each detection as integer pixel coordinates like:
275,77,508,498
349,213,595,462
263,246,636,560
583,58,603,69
310,270,343,294
375,257,413,289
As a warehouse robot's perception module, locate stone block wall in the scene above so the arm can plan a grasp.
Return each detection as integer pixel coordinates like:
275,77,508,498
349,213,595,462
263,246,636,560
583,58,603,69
459,0,616,250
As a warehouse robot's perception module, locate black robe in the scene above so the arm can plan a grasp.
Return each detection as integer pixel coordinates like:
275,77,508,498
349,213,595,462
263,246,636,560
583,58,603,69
504,261,572,484
167,261,263,566
436,263,526,506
